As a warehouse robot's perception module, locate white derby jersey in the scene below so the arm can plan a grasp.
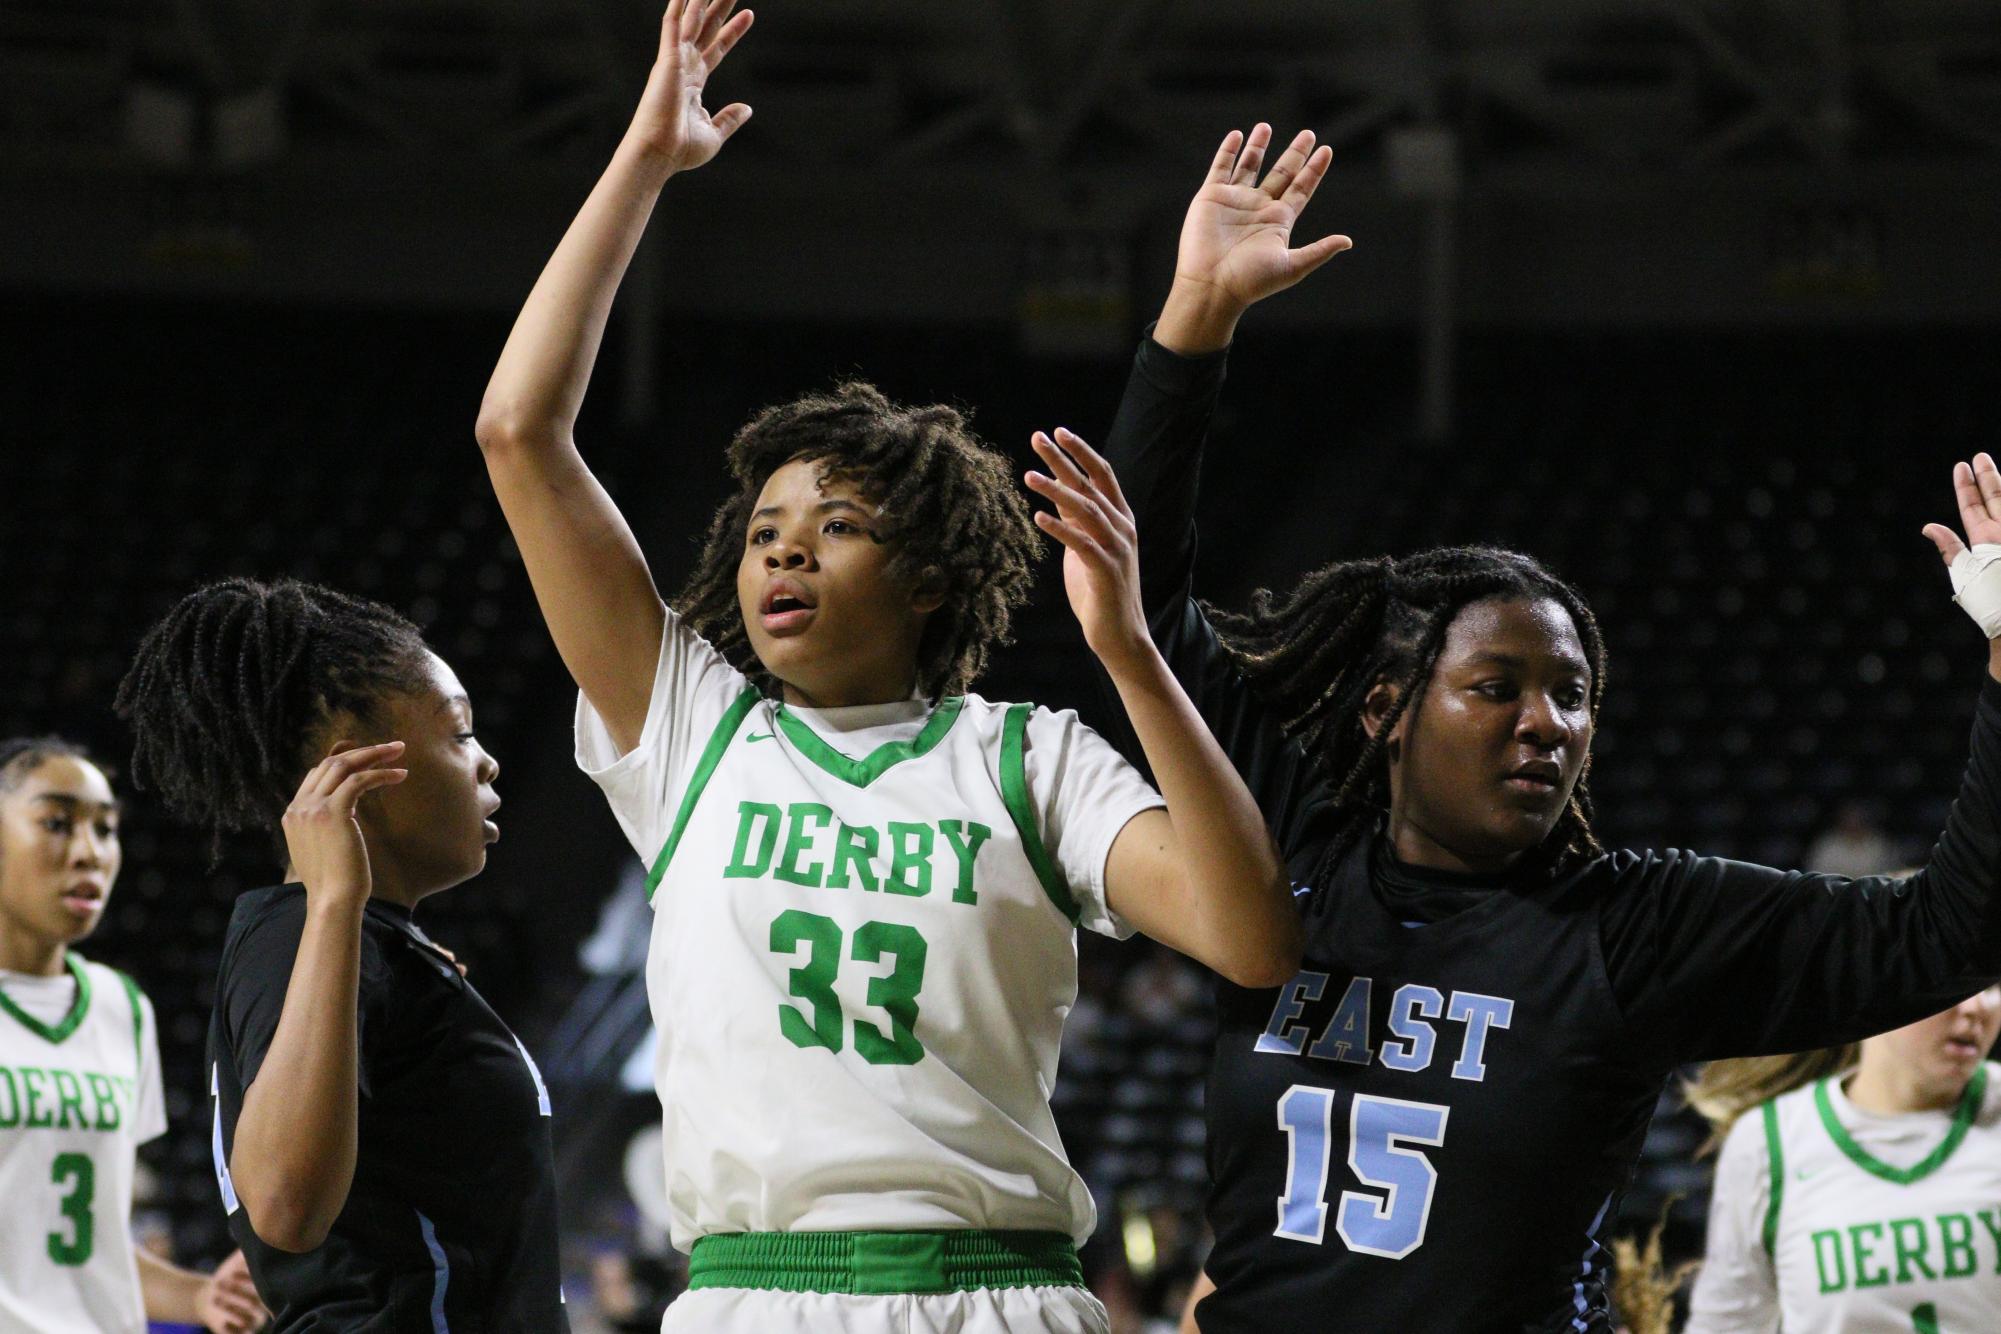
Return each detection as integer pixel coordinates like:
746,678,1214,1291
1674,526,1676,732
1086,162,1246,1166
1688,1063,2001,1334
578,615,1164,1252
0,956,165,1334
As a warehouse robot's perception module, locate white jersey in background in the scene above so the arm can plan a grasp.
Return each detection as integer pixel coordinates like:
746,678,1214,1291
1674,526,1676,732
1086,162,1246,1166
0,956,166,1334
577,614,1163,1253
1687,1062,2001,1334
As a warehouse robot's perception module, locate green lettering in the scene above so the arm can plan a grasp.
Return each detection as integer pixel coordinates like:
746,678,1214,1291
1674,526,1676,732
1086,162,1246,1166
1938,1213,1978,1278
46,1153,94,1266
1981,1209,2001,1273
938,820,991,905
21,1067,53,1128
1851,1221,1890,1289
84,1074,121,1131
51,1070,86,1130
1813,1229,1848,1294
1890,1217,1935,1282
0,1068,18,1128
773,804,832,888
723,802,782,879
884,822,933,897
826,823,880,893
851,921,928,1065
770,909,843,1052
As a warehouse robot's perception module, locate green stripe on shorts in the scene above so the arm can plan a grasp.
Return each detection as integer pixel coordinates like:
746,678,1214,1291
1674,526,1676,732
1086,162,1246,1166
687,1229,1084,1296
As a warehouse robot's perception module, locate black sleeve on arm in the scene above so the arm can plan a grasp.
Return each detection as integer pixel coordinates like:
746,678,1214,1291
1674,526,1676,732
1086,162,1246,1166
1603,673,2001,1062
223,892,384,1097
1103,326,1230,618
1095,329,1338,876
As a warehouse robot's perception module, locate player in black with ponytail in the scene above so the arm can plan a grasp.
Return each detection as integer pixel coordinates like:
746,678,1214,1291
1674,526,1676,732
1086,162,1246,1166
1091,124,2001,1332
117,577,568,1332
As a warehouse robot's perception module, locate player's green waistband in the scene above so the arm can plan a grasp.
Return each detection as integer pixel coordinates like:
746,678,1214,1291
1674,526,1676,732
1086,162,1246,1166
686,1229,1085,1295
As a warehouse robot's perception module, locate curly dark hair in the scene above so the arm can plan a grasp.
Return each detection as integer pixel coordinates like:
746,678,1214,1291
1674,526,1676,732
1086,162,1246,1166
0,736,104,794
114,577,430,860
673,380,1040,698
1207,544,1609,883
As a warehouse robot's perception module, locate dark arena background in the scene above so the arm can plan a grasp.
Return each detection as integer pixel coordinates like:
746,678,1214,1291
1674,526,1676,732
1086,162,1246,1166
5,1,2001,1330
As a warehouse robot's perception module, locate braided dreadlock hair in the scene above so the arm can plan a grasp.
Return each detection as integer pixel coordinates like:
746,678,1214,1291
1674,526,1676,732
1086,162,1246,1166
0,736,102,794
114,577,430,860
673,381,1040,699
1206,544,1609,882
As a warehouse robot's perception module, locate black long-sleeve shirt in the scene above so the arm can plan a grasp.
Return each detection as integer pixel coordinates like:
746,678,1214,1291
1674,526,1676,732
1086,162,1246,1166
1100,332,2001,1332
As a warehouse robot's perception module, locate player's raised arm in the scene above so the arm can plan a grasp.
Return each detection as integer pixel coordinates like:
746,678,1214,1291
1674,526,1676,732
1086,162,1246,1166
1026,428,1301,987
475,0,754,752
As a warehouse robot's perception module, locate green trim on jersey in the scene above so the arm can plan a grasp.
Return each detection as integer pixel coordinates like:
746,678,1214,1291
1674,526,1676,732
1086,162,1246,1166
647,687,764,899
686,1228,1084,1295
1812,1065,1988,1186
998,702,1080,925
1760,1099,1784,1258
0,954,92,1045
114,968,145,1070
774,696,966,788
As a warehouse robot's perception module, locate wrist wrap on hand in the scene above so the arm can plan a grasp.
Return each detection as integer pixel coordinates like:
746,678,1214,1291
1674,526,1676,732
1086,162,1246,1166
1949,543,2001,638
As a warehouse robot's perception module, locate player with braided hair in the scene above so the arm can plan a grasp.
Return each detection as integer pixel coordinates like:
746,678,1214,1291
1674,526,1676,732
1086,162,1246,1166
115,578,568,1330
0,736,266,1333
1096,125,2001,1331
1202,544,1611,886
474,4,1300,1330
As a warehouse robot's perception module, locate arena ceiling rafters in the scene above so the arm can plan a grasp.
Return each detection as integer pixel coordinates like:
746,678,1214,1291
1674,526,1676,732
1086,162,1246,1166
1,0,1997,317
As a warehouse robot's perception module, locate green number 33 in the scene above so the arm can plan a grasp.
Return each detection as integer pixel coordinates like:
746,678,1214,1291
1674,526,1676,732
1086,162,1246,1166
769,909,928,1065
47,1153,94,1266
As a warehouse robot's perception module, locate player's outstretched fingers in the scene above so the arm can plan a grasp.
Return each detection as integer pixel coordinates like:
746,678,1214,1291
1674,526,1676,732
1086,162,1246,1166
1024,466,1113,545
1229,123,1273,187
704,7,753,69
1032,509,1111,571
1032,432,1128,540
1049,428,1134,527
1974,453,2001,531
1280,143,1336,210
1030,430,1093,491
1259,129,1317,199
1205,129,1246,187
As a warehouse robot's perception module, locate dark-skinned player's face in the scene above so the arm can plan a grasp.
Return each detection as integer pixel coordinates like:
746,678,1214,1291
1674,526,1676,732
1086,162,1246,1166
351,651,501,898
735,457,942,708
1368,596,1595,870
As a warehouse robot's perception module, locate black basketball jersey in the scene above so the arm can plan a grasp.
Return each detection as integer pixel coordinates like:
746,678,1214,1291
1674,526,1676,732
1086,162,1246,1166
1199,845,1656,1332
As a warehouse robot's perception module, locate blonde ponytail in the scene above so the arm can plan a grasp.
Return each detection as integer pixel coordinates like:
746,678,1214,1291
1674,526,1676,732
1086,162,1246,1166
1682,1046,1860,1155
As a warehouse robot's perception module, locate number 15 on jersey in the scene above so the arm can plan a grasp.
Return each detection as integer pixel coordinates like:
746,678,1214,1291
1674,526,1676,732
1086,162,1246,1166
1277,1085,1450,1260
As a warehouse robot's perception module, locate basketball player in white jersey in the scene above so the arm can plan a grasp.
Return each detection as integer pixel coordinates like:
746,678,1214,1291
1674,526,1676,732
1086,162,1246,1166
1688,985,2001,1332
0,737,265,1333
475,3,1305,1328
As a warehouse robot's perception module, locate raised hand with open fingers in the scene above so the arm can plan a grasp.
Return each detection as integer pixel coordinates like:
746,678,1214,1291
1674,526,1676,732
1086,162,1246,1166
1925,453,2001,646
1173,123,1351,312
629,0,755,171
1025,429,1151,675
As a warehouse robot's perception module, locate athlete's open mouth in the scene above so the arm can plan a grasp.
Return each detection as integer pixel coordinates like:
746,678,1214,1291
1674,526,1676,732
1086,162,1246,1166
760,579,819,634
